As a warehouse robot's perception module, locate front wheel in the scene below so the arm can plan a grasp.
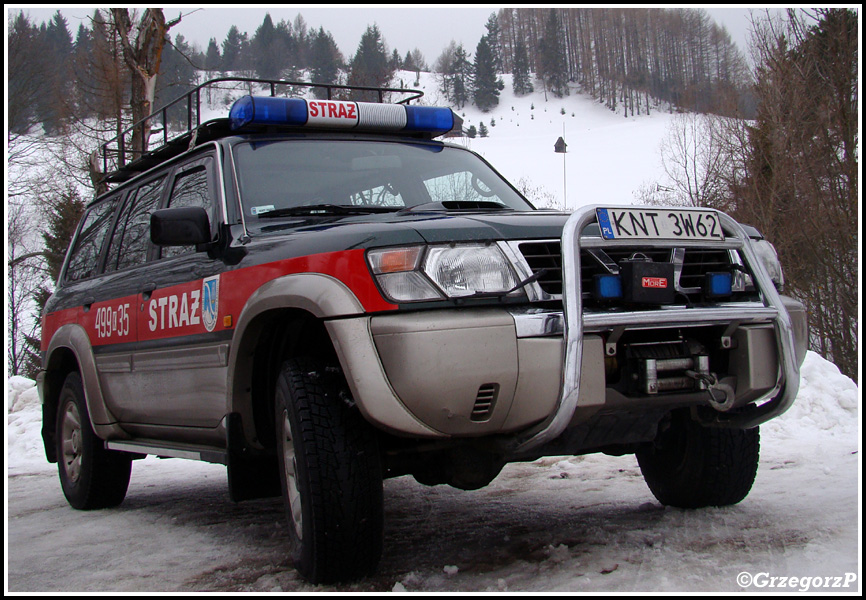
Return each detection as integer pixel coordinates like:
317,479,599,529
275,358,384,584
55,372,132,510
636,409,759,509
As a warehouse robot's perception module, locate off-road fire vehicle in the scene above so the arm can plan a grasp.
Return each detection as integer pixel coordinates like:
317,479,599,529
38,78,808,584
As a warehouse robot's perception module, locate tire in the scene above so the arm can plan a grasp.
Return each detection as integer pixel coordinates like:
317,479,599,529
55,372,132,510
636,409,759,509
274,358,384,584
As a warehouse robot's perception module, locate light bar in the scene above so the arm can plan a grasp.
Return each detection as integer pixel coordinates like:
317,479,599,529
229,96,455,135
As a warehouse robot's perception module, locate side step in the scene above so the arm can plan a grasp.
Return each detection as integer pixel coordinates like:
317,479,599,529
106,440,228,465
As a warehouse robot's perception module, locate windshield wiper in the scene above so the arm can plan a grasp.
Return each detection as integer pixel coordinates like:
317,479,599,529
256,204,401,218
459,269,549,300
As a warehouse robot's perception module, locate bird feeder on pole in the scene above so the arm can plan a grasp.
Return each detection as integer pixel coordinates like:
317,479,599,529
554,135,567,207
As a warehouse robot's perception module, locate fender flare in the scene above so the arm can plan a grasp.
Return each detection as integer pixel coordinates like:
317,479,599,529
226,272,366,437
43,324,128,440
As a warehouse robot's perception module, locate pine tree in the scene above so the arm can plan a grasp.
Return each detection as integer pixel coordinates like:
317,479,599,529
252,13,282,80
22,188,85,378
478,122,489,137
390,48,402,70
309,27,343,97
473,35,503,112
538,9,569,98
221,25,246,72
484,12,504,73
205,38,221,71
275,19,299,73
36,11,75,134
292,14,310,66
8,13,42,134
348,25,393,101
155,34,199,126
436,42,473,108
512,39,534,96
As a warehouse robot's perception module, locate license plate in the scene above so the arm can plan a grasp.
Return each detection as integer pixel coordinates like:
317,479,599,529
596,207,724,241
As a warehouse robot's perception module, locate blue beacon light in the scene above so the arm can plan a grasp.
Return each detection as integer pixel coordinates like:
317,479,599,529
229,96,308,129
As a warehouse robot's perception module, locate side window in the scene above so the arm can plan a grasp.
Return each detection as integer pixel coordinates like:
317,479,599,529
104,177,165,273
161,164,212,259
64,199,117,282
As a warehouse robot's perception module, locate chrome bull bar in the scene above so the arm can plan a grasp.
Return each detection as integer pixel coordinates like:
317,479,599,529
510,205,801,454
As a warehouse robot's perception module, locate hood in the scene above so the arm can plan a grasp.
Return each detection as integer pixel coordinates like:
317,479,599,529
395,210,570,244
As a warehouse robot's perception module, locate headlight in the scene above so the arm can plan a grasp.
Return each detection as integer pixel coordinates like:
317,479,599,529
367,243,523,303
751,239,784,289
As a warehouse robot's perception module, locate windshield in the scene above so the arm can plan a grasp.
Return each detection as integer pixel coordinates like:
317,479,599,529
232,139,535,224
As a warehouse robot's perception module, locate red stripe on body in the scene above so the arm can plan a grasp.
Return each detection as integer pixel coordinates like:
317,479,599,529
41,249,396,349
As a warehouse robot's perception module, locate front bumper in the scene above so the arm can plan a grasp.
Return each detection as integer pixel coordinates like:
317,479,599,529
328,207,806,451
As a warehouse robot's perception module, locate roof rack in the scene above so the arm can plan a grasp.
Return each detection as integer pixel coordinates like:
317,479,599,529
99,77,425,183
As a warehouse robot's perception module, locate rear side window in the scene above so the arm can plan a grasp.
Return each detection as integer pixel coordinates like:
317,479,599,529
104,177,165,273
64,199,117,282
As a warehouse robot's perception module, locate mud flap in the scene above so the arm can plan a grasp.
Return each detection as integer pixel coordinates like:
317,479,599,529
227,413,281,502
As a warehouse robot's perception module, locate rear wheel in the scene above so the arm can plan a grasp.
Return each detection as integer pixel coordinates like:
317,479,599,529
56,372,132,510
636,409,759,508
274,358,384,583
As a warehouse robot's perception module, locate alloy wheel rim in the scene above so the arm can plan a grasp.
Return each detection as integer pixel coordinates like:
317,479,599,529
281,410,303,540
61,402,83,483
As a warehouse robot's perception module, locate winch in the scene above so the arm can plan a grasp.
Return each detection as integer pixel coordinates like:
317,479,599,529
622,338,737,411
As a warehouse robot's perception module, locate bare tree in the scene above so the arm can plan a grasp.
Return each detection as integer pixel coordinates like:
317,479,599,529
110,9,182,156
652,113,731,208
653,8,858,380
7,200,49,376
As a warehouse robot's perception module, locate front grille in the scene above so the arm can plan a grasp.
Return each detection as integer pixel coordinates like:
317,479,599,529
518,242,563,295
517,241,750,305
679,249,732,289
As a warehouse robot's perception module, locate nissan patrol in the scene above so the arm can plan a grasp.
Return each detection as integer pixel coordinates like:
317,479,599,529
38,78,808,584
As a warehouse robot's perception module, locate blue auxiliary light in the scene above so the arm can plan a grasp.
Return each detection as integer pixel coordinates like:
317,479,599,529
404,106,455,134
593,274,623,300
229,96,308,130
703,271,733,298
229,95,456,135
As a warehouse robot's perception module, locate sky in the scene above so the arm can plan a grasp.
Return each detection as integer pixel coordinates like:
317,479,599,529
10,5,758,66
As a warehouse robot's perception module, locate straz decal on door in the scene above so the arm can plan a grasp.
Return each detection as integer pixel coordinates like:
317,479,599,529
145,282,205,336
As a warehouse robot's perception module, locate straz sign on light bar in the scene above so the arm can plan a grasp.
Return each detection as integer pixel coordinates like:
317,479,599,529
596,208,725,241
306,100,359,128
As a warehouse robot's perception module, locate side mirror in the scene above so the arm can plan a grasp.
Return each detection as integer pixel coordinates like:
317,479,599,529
151,207,211,247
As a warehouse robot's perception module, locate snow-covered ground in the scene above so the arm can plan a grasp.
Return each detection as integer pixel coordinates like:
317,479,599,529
5,71,861,593
5,351,861,592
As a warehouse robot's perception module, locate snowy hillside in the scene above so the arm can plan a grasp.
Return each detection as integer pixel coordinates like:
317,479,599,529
401,70,677,210
178,70,677,210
